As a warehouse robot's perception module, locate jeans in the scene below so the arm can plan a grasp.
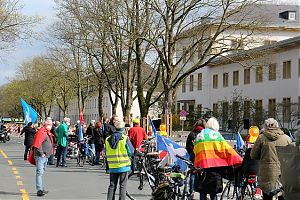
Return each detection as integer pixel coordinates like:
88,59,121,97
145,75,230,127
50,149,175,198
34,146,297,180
35,156,48,191
56,145,67,166
107,172,128,200
189,173,195,193
90,143,95,152
24,145,31,160
200,193,217,200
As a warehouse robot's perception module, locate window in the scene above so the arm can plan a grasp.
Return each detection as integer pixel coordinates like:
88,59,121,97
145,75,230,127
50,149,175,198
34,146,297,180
223,73,229,87
213,103,218,116
233,71,239,86
298,97,300,118
268,98,276,118
198,73,202,90
298,59,300,77
190,75,194,91
213,74,218,89
269,64,277,81
222,102,229,128
182,78,186,93
182,47,187,63
233,101,240,122
244,68,250,84
190,47,194,62
283,60,291,79
197,104,202,117
283,97,291,122
177,103,180,113
256,66,263,83
289,11,296,20
244,100,250,119
255,100,263,121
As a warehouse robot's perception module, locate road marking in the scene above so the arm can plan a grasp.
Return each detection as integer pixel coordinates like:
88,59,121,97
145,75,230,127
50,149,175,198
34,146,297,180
17,181,23,186
20,189,30,200
0,148,30,200
0,149,8,158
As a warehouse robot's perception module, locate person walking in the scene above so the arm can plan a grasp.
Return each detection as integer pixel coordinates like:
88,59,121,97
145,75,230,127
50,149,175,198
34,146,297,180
194,117,242,200
251,118,291,200
86,121,95,152
20,122,36,160
32,118,54,197
128,118,147,150
185,119,206,198
106,120,134,200
94,121,104,165
56,118,71,167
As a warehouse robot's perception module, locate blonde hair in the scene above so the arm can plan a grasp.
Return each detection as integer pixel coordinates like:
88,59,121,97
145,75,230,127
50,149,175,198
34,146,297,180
205,117,220,131
264,118,279,129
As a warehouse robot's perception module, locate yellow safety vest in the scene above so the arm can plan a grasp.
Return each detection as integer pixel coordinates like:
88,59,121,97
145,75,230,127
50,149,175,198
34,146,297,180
105,135,131,169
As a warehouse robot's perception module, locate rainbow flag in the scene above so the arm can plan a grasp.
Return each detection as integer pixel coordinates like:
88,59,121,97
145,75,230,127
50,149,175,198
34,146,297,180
194,128,242,169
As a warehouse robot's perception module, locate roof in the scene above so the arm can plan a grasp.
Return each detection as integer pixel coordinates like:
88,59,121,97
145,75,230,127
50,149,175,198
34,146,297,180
209,36,300,66
179,3,300,39
238,3,300,29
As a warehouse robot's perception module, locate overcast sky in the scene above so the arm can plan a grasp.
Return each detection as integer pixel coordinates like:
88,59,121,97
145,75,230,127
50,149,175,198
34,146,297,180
0,0,298,86
0,0,56,86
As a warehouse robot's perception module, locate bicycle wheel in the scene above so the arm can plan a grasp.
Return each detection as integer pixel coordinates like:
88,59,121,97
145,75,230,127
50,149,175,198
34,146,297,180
126,172,139,200
240,184,254,200
87,148,95,166
76,150,84,167
220,180,238,200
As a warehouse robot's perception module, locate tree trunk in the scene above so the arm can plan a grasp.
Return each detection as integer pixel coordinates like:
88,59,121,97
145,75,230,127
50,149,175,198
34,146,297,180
98,81,104,121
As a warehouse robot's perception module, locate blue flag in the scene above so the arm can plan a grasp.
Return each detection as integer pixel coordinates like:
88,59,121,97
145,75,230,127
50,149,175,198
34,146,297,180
236,132,245,150
156,134,189,171
78,121,83,142
20,98,38,125
149,117,156,137
289,131,294,142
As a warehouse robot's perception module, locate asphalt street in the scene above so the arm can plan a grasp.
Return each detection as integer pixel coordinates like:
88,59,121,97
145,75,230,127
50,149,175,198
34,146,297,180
0,135,152,200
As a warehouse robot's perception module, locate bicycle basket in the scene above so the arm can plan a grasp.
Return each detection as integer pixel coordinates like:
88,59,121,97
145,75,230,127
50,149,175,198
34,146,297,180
151,182,171,200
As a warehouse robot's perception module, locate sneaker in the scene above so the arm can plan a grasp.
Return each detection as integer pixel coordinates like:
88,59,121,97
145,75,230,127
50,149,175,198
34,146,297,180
37,190,48,196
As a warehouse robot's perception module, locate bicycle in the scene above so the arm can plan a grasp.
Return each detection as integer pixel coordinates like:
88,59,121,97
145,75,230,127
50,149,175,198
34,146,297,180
126,141,161,200
76,136,95,167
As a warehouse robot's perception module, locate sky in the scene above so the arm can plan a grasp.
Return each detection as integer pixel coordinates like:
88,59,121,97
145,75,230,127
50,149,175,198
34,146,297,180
0,0,299,86
0,0,56,86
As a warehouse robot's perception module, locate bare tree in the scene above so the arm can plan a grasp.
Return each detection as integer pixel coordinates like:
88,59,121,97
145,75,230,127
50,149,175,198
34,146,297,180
140,0,264,114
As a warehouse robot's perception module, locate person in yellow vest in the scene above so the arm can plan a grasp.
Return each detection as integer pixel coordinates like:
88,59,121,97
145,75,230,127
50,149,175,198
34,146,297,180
106,120,134,200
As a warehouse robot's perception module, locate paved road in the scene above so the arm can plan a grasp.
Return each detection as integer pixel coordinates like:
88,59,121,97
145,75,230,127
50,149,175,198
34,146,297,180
0,135,152,200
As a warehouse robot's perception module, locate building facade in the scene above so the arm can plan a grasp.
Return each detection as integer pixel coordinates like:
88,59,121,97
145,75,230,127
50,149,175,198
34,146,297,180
176,2,300,130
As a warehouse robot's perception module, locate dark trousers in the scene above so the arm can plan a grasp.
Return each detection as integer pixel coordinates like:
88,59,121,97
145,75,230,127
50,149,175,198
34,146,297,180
263,192,285,200
24,145,31,160
56,145,67,167
107,172,128,200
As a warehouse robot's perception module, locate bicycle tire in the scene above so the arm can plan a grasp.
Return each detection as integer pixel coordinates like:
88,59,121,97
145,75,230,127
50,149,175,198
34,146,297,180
126,172,139,200
240,184,254,200
220,180,238,200
76,150,84,167
88,148,95,166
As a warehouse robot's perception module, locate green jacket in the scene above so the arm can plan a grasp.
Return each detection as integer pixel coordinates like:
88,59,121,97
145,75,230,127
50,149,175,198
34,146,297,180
56,122,69,147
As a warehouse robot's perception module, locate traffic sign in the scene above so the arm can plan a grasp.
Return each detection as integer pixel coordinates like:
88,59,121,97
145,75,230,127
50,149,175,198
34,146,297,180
180,116,186,121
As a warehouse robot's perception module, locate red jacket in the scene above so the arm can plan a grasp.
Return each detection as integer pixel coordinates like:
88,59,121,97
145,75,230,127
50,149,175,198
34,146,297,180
33,127,54,154
128,125,147,149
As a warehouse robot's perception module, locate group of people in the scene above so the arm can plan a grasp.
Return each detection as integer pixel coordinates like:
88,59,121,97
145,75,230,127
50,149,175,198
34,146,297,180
20,114,148,199
20,114,294,200
186,117,292,200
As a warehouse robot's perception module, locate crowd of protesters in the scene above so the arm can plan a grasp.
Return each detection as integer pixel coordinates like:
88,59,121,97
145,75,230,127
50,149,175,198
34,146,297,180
13,114,300,199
